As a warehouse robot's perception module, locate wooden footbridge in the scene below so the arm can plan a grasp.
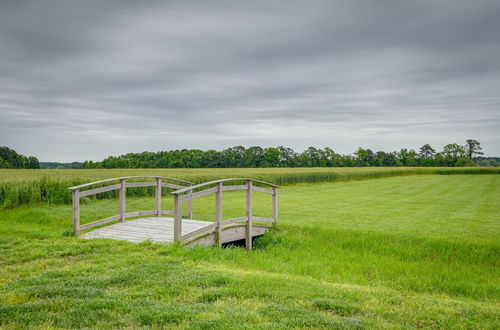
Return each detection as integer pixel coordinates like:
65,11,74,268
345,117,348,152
68,177,278,249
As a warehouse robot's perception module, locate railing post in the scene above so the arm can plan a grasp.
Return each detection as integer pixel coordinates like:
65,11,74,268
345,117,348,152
215,182,223,247
187,186,193,220
72,189,80,235
156,178,162,217
120,179,126,222
272,186,278,225
246,180,253,250
174,194,182,242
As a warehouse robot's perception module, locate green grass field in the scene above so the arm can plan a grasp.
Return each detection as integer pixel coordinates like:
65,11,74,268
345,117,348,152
1,174,499,328
1,167,499,209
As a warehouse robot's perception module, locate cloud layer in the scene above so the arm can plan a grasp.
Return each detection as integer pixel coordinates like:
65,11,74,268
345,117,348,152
1,0,499,161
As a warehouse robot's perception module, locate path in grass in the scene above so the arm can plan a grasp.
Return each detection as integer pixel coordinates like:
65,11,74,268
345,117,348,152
0,175,499,328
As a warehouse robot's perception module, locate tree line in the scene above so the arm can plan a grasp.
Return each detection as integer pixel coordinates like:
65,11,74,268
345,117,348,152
40,162,83,169
83,139,487,169
0,146,40,169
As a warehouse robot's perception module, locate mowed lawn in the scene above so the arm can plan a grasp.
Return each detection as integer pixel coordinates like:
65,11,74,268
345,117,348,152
0,175,499,328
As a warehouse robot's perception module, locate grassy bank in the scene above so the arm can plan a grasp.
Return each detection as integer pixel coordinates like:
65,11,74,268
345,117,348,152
1,175,499,328
0,167,499,209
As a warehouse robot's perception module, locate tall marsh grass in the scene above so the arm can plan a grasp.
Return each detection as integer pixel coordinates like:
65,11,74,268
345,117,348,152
0,167,498,209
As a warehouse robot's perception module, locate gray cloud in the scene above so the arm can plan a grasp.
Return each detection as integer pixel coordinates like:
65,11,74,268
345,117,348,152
0,0,499,161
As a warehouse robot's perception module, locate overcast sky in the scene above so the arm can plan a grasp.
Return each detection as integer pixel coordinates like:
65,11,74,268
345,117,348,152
1,0,499,162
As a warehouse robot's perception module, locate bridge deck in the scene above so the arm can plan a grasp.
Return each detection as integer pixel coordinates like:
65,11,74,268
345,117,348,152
70,176,278,249
80,217,213,243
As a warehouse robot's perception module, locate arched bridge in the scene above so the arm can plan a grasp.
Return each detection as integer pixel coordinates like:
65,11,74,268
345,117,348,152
68,177,278,249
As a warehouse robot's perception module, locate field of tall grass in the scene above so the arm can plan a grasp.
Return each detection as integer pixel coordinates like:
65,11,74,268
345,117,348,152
0,167,498,209
1,175,498,328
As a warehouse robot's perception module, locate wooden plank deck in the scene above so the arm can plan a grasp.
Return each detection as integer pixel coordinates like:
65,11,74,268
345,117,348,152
79,217,213,243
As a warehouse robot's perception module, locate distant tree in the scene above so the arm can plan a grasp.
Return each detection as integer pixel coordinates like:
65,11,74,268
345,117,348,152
221,146,245,167
303,147,321,167
201,150,221,167
277,146,297,167
354,148,374,166
28,156,40,169
418,144,435,159
0,146,39,169
321,147,337,167
396,148,417,166
442,143,465,166
78,141,488,169
0,157,11,168
243,146,264,167
465,139,483,160
443,143,465,159
262,147,281,167
418,144,436,166
455,157,476,167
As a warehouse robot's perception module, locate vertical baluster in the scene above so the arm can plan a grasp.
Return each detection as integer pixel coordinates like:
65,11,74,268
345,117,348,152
215,182,223,247
187,186,193,220
246,180,253,250
272,186,278,225
72,189,80,235
120,179,126,222
156,178,162,217
174,194,182,242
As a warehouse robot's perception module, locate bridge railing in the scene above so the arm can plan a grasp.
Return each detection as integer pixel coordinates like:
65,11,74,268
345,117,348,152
68,176,194,235
171,178,279,249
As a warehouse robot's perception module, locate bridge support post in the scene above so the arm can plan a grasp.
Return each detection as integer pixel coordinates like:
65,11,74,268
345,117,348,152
156,178,162,217
187,186,193,220
215,182,223,247
272,187,278,225
174,194,182,242
246,180,253,250
120,179,126,222
72,189,80,235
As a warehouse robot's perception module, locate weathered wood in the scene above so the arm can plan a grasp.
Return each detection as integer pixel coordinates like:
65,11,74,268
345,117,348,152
187,188,193,219
72,189,80,234
120,179,126,222
184,225,269,247
215,182,223,247
272,187,278,224
251,186,274,194
156,178,162,216
221,184,247,192
72,176,278,250
181,187,217,201
79,214,121,230
246,180,253,250
125,182,157,188
222,216,247,226
80,184,121,197
221,225,267,244
174,194,182,242
252,216,274,223
125,210,156,218
160,182,185,189
161,210,190,217
80,217,213,243
68,176,193,191
172,178,279,195
181,222,217,241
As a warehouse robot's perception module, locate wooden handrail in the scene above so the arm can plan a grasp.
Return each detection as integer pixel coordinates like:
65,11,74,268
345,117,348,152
68,176,194,191
171,178,279,195
172,178,278,250
70,176,193,235
69,176,278,250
